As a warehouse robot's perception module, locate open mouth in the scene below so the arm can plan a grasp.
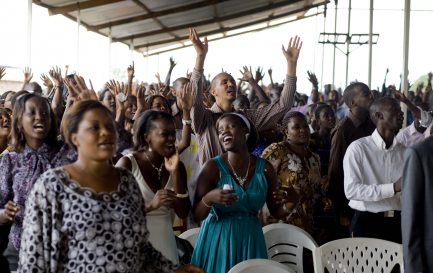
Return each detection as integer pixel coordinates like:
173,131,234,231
33,123,45,132
222,135,233,143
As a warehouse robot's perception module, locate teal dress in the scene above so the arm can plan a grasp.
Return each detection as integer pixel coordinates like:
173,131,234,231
191,155,268,273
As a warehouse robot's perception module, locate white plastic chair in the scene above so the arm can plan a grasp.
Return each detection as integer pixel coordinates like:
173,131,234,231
178,227,200,248
228,259,296,273
313,238,404,273
262,223,318,273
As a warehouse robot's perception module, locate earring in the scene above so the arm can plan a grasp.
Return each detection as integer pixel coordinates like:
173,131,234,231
245,133,249,140
148,146,152,152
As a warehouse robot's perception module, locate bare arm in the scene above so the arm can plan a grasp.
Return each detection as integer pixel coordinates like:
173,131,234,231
192,159,237,222
176,82,193,154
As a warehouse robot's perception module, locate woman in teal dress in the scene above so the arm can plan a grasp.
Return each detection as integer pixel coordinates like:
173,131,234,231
191,113,299,273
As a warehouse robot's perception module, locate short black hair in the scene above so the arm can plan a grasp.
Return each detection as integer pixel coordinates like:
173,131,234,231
343,82,369,107
369,96,398,125
133,110,174,151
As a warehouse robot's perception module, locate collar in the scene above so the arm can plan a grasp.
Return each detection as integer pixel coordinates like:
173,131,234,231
371,129,398,150
210,102,225,113
23,143,51,158
407,122,419,136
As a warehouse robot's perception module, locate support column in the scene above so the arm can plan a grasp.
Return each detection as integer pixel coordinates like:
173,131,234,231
402,0,410,125
345,0,352,87
26,0,32,67
368,0,374,88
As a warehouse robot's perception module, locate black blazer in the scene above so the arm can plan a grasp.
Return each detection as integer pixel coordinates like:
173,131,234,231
402,137,433,273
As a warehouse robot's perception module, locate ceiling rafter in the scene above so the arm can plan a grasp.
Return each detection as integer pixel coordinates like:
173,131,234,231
130,0,178,40
114,0,305,42
47,0,124,16
88,0,230,31
135,1,326,49
143,11,323,57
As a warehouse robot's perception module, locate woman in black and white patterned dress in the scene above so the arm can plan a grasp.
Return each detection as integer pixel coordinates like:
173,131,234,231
18,100,203,273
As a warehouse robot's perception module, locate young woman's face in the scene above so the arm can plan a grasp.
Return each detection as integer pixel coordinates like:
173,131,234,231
71,108,117,161
145,118,176,157
124,100,137,120
21,97,51,143
151,97,169,113
217,116,247,151
318,107,336,130
102,91,116,113
0,111,11,138
286,116,310,145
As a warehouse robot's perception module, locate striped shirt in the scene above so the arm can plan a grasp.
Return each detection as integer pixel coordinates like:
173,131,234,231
190,69,297,166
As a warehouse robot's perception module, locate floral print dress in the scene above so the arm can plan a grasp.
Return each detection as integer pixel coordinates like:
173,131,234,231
261,142,322,233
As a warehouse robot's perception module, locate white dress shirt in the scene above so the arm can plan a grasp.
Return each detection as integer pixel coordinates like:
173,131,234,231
343,129,406,213
396,121,425,147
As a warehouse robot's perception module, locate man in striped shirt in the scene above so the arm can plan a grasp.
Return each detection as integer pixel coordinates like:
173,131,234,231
188,28,302,166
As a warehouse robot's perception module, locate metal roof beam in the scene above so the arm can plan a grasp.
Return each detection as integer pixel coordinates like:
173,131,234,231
46,0,124,16
88,0,230,31
114,0,307,42
135,2,327,49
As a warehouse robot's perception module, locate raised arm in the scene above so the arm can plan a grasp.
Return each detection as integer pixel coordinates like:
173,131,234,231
176,82,193,154
0,67,5,80
21,66,33,90
127,62,134,96
239,66,270,104
164,57,177,87
189,28,211,135
245,36,301,131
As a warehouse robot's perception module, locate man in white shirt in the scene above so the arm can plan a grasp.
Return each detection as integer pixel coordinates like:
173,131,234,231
343,97,405,243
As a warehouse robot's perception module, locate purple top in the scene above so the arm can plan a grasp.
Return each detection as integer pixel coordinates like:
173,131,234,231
0,143,77,250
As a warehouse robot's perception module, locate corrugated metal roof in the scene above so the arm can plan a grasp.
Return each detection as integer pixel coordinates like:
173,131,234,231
33,0,328,56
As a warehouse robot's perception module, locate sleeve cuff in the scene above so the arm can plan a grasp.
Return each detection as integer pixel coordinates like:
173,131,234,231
382,183,396,198
419,107,433,128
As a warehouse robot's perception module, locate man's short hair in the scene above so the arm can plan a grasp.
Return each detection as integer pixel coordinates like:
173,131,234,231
343,82,369,107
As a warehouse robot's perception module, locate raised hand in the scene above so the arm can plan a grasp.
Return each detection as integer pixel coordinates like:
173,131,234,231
178,82,193,112
282,35,302,63
189,28,208,56
23,66,33,83
393,90,409,104
106,80,126,114
64,75,97,101
0,66,5,80
255,67,265,82
268,68,273,77
127,62,135,80
169,57,177,69
238,66,254,82
40,73,53,88
154,72,162,87
307,70,318,88
136,84,147,110
49,66,63,86
64,65,69,78
164,149,180,173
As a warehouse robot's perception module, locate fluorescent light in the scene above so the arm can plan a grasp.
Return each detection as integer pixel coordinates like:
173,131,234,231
226,23,268,36
269,16,297,26
207,33,224,40
145,43,183,55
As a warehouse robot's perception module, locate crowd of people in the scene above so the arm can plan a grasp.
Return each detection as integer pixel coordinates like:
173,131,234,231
0,27,432,273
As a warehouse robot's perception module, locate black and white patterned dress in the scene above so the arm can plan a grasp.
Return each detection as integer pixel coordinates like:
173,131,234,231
18,167,176,273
